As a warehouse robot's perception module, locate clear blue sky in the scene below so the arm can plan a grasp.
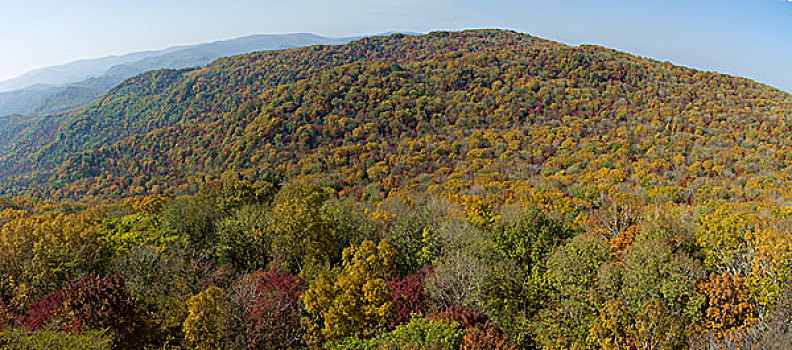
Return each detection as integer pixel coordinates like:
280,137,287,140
1,0,791,92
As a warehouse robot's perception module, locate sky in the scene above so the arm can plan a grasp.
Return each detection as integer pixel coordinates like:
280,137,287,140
0,0,791,92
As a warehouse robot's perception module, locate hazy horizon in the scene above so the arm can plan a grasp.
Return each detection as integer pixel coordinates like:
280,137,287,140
1,0,791,92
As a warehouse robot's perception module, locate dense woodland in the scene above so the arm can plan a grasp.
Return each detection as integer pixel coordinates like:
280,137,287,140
0,30,791,349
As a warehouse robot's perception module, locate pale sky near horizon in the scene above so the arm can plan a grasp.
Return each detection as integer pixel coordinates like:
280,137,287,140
0,0,791,92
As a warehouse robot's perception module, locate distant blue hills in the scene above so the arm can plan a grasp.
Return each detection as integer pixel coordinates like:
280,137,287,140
0,33,355,117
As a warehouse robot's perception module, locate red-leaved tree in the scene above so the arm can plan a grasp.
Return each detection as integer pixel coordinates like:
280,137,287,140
250,269,305,349
386,265,432,328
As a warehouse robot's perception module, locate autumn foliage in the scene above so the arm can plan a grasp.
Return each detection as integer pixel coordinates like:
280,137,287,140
0,30,789,349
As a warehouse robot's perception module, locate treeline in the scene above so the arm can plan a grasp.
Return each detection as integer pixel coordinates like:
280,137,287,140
0,176,790,349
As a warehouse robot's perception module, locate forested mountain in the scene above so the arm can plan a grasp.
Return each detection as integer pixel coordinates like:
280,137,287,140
0,33,351,116
1,30,791,202
1,30,791,349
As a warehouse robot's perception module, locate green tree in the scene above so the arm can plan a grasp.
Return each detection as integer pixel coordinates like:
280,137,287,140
215,204,270,271
98,213,181,259
197,177,277,214
483,207,573,347
535,234,611,349
619,238,704,322
329,316,464,350
161,197,222,251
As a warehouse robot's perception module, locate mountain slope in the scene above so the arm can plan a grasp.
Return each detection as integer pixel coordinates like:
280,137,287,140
0,29,790,203
0,33,352,116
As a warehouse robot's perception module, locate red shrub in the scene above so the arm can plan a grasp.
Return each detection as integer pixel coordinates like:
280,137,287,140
429,305,492,330
386,266,432,328
20,290,64,330
430,305,517,349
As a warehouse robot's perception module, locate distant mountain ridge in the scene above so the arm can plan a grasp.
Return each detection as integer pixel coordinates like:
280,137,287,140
0,51,161,92
0,33,352,116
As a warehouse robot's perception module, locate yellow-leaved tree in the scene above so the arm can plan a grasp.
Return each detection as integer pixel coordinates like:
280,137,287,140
183,286,229,350
301,239,398,348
